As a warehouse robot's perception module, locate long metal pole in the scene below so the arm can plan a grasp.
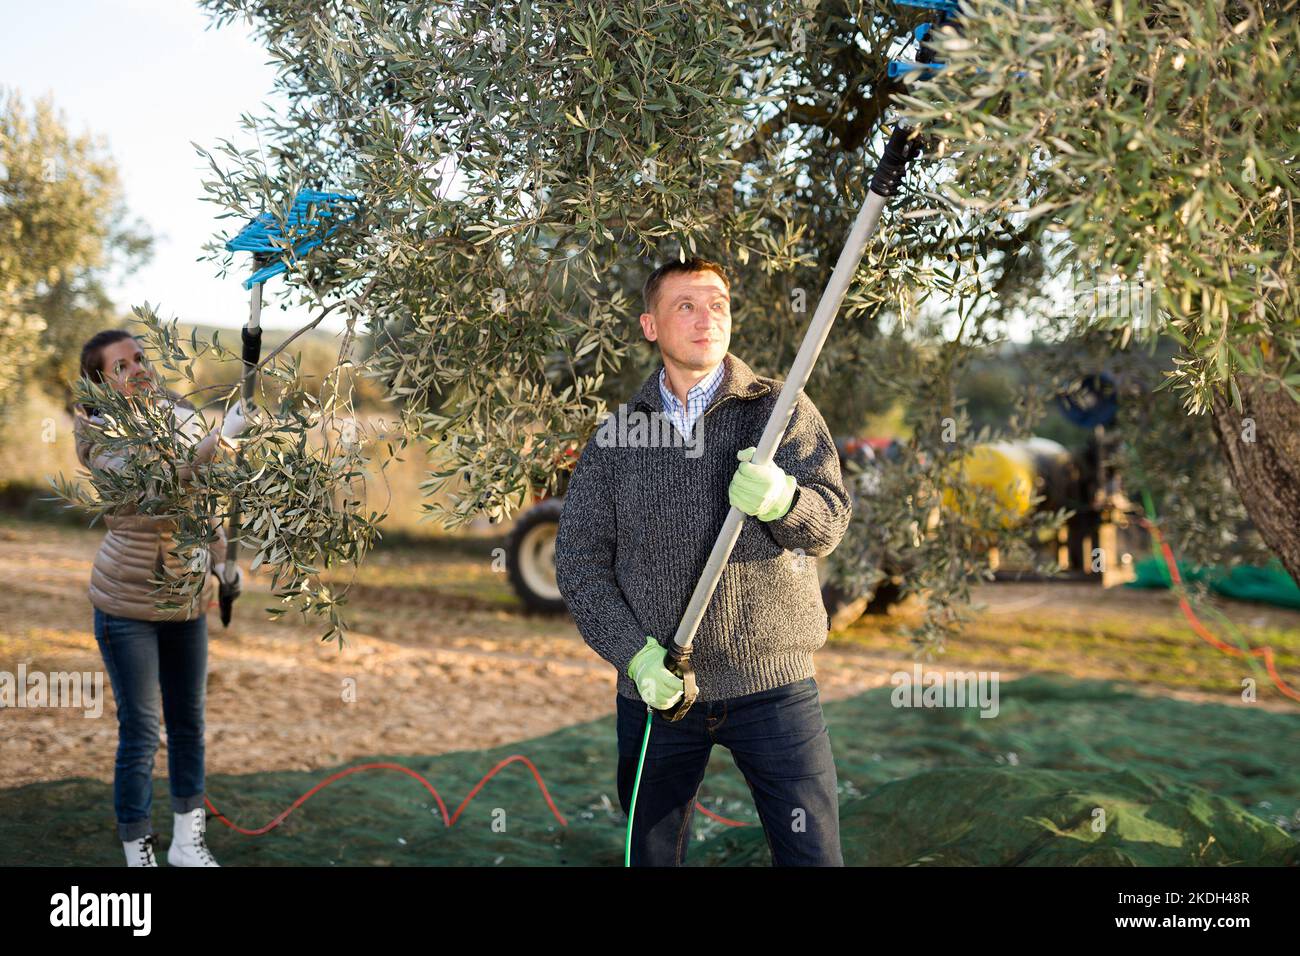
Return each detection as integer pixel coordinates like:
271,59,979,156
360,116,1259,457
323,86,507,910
670,187,890,653
667,6,946,658
219,274,264,625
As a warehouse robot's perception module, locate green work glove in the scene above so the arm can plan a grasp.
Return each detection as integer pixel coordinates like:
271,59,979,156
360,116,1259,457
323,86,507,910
729,446,797,521
627,636,684,709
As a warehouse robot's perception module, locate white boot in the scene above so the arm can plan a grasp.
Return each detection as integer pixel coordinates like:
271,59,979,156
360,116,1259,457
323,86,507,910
167,808,219,867
123,834,159,867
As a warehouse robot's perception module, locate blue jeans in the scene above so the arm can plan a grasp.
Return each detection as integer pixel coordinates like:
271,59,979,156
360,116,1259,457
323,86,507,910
92,607,208,841
616,676,843,866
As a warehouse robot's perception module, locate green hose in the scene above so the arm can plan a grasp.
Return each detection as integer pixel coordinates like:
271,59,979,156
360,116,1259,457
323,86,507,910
625,706,653,867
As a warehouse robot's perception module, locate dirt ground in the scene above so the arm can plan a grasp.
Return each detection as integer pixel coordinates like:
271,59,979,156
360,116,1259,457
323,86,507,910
2,516,1297,792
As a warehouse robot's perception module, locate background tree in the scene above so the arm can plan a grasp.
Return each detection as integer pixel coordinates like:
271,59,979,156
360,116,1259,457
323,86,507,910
893,0,1300,580
0,89,153,409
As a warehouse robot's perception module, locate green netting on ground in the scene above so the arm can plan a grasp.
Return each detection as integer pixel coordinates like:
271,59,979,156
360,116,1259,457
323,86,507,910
1,675,1296,866
1126,557,1300,610
695,767,1298,866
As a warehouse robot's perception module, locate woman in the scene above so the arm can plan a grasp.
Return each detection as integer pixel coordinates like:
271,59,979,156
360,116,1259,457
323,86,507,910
73,329,251,867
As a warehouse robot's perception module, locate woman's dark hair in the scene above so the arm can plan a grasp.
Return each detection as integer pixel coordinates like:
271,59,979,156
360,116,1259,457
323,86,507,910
75,329,193,417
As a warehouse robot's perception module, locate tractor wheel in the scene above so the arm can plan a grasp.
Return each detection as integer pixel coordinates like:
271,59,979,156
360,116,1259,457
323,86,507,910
506,497,567,613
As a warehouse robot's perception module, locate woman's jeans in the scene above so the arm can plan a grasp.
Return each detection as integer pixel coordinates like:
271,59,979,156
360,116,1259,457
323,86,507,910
616,676,843,866
92,607,208,841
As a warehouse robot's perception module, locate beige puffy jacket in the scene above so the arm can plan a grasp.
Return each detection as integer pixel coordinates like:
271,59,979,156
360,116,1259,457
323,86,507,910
73,400,227,622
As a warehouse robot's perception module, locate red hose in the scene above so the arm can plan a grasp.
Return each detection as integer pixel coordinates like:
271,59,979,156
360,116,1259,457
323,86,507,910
693,801,750,827
1138,517,1299,703
205,755,567,835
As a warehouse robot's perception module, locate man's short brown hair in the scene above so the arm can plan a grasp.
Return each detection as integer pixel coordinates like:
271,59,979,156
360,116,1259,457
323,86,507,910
642,257,730,313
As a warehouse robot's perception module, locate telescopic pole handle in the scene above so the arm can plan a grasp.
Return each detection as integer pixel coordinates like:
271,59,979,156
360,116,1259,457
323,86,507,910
221,270,267,622
669,125,921,654
240,277,264,402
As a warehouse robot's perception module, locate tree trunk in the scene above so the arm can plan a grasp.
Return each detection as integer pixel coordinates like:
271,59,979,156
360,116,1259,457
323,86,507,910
1210,374,1300,585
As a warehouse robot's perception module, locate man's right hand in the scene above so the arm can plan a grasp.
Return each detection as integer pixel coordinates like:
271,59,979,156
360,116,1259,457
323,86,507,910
627,636,684,709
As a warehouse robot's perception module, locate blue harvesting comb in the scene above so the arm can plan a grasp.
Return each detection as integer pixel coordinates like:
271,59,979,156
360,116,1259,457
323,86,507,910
226,189,359,289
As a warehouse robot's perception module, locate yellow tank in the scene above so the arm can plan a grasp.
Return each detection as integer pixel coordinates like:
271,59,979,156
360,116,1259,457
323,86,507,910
943,441,1039,528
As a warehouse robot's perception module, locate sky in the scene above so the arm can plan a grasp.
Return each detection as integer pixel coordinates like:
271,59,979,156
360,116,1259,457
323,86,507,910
2,0,331,332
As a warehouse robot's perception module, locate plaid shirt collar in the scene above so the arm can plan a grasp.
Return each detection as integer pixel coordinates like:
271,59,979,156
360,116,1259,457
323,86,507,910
657,360,725,431
634,352,775,415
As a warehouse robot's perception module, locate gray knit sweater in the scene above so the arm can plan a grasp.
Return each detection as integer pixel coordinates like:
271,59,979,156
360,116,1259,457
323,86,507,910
554,351,852,703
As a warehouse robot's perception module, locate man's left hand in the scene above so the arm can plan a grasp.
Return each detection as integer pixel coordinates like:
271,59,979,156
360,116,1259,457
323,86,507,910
729,446,797,522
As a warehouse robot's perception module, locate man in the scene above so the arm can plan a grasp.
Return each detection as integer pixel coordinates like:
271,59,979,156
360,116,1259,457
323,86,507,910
554,257,853,866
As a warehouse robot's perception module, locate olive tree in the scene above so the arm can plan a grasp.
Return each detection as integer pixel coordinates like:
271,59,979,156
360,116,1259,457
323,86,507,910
60,0,1296,646
893,0,1300,581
